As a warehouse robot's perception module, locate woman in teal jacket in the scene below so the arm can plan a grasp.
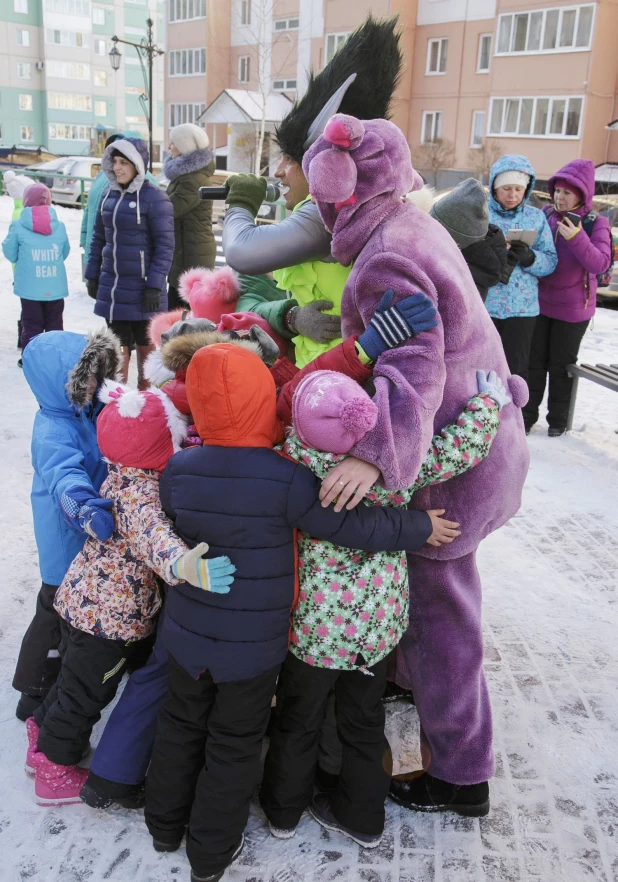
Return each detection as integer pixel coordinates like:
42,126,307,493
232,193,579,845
485,154,557,381
2,183,70,351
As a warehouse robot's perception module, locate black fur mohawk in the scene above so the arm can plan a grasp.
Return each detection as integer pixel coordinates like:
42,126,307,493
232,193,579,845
274,15,403,166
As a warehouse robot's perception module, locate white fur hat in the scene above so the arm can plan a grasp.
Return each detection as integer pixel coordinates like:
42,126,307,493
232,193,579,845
169,123,210,155
494,170,530,190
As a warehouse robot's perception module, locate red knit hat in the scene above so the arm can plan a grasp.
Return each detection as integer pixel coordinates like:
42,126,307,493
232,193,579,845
96,380,187,472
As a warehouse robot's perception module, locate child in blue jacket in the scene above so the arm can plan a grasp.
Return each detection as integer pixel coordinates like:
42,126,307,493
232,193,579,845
12,330,122,721
2,184,71,356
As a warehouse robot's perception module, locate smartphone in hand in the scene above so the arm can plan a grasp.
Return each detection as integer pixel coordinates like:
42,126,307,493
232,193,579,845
565,211,582,227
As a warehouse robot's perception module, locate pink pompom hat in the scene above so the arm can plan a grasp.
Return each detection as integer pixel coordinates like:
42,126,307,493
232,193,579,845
292,370,378,454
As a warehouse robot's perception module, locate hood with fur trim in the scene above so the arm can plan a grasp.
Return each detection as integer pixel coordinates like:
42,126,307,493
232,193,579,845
163,147,215,182
161,329,269,374
66,327,123,409
102,137,149,192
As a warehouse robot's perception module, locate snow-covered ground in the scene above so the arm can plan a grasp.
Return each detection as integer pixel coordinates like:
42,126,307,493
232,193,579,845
0,195,617,882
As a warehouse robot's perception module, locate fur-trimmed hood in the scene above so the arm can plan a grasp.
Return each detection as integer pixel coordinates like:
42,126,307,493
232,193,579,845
163,147,215,182
101,137,149,192
161,329,264,374
66,328,123,409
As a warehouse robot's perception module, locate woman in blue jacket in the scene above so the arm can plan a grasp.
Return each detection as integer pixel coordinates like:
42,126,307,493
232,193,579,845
485,154,557,382
85,137,174,389
2,183,70,361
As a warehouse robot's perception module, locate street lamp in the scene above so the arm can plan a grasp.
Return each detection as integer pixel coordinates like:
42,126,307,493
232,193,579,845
108,18,164,172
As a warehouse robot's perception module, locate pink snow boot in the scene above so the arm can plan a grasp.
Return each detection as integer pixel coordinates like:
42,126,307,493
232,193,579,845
33,751,89,806
25,717,40,777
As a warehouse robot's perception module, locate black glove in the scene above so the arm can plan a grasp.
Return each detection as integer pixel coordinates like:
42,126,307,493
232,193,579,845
86,280,98,300
500,252,517,285
508,240,535,268
142,287,161,312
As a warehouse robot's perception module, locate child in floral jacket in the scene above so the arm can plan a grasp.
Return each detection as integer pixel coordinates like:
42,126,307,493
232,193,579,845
26,380,235,809
260,367,510,845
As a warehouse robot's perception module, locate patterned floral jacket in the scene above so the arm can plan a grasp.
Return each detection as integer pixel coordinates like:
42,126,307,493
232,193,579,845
285,393,501,671
55,463,187,641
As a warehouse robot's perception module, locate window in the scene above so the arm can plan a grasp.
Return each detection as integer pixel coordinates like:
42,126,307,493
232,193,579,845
17,29,30,47
92,7,105,24
241,0,251,25
48,92,92,111
325,32,350,64
470,111,486,147
421,111,443,144
45,29,88,48
169,102,206,126
426,38,448,74
273,78,297,92
169,48,207,76
274,18,299,31
18,62,32,79
496,5,594,55
477,34,491,72
169,0,205,22
14,0,28,12
95,100,107,116
488,95,583,138
94,38,106,55
49,123,91,140
47,60,90,79
19,94,33,111
94,70,107,86
44,0,90,14
238,55,250,84
21,125,34,141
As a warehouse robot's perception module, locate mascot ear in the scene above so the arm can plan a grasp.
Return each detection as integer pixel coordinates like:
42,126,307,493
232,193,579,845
308,149,357,205
323,114,364,150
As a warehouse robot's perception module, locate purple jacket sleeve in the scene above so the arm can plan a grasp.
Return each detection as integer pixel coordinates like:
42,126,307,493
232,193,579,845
566,215,613,275
287,456,432,551
348,251,446,490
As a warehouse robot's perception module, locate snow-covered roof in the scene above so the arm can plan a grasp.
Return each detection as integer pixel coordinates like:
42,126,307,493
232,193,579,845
595,163,618,183
199,90,293,126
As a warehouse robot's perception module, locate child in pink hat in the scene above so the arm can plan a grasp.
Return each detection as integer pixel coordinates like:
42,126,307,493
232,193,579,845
260,366,511,845
27,380,235,808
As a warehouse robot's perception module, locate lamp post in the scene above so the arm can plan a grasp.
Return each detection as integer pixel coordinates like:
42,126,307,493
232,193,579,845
108,18,164,172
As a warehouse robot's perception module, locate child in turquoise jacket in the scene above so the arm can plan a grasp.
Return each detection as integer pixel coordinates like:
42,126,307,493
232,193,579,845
2,183,70,351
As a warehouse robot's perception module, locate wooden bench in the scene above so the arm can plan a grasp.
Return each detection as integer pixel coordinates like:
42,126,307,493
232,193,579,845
566,363,618,430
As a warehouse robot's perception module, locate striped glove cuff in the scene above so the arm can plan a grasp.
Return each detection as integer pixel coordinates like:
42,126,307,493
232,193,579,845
369,304,412,348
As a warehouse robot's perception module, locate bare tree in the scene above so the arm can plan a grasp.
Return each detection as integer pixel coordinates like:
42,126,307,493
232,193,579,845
414,139,456,190
467,139,501,184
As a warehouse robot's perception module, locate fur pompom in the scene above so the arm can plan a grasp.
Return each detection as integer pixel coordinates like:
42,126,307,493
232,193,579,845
178,266,240,318
340,396,378,434
143,350,175,387
324,115,364,150
148,309,185,346
405,184,435,214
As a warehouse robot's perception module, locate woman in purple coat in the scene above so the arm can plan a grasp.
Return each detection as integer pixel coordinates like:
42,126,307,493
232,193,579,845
523,160,613,436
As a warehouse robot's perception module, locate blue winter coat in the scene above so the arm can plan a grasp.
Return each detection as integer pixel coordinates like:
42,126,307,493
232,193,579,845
85,137,174,322
2,206,70,301
485,154,558,319
23,332,108,585
159,446,431,683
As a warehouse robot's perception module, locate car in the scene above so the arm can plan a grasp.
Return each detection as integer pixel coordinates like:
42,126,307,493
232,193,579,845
23,157,68,189
50,157,102,206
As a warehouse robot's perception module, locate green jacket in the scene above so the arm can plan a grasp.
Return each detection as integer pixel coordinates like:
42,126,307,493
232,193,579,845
164,149,216,287
236,273,296,339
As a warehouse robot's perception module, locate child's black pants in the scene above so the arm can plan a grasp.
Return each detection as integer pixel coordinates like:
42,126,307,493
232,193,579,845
260,651,392,836
12,581,62,699
33,623,153,765
144,653,279,878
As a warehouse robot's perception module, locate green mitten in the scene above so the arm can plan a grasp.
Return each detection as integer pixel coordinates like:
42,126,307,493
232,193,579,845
226,174,268,217
172,542,236,594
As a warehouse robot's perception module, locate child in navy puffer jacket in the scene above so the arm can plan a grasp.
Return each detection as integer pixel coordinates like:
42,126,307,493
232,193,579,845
85,137,174,389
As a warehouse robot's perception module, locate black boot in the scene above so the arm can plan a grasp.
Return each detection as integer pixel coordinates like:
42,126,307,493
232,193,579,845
17,319,23,350
548,427,566,437
389,770,489,817
382,681,415,705
190,836,244,881
16,692,43,722
80,771,146,809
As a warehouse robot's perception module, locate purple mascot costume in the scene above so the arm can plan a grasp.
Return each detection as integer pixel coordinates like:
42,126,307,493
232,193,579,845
304,114,530,810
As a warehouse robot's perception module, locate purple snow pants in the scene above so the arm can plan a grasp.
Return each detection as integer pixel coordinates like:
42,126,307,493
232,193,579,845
394,550,494,786
20,298,64,349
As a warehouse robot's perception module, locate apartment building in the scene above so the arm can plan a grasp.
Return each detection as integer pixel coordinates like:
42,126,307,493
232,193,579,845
0,0,165,159
164,0,618,180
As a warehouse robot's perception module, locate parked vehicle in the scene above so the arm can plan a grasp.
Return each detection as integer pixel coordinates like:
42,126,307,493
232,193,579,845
24,156,101,205
23,158,67,189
